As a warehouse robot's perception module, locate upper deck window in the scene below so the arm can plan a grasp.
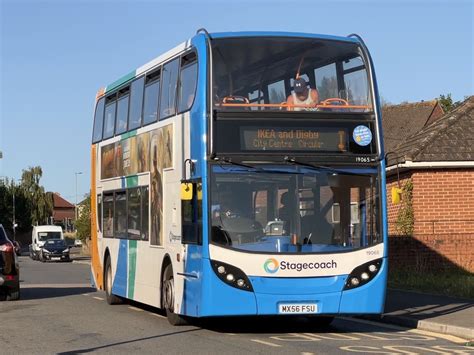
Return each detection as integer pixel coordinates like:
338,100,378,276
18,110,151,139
92,97,105,143
128,77,145,130
160,58,179,119
115,87,130,135
143,70,160,126
212,37,373,113
103,94,117,139
177,52,198,113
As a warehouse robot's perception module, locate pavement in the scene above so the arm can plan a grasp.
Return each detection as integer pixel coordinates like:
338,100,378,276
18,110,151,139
67,254,474,341
378,289,474,341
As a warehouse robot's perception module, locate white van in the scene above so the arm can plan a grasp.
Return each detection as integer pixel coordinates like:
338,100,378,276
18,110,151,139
30,225,64,260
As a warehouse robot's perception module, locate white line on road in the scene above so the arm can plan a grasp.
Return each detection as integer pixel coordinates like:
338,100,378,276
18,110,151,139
82,294,91,297
250,339,282,347
340,317,468,344
128,306,144,312
93,296,104,301
301,352,314,355
409,328,468,344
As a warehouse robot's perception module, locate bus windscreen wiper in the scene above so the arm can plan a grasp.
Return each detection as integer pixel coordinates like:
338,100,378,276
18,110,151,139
219,159,301,175
220,159,264,172
284,156,373,176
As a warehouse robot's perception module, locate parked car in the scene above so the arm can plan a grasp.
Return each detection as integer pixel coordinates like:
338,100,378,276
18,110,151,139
0,224,20,300
74,239,82,247
39,239,71,262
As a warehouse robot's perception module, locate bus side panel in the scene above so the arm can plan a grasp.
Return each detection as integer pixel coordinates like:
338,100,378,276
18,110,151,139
90,144,104,289
179,244,203,317
111,239,128,298
339,256,387,314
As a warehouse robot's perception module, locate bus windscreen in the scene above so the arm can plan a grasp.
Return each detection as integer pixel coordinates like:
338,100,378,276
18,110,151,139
212,37,373,113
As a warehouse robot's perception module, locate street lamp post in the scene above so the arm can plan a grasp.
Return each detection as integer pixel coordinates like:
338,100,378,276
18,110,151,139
12,179,20,241
12,185,16,241
75,172,83,230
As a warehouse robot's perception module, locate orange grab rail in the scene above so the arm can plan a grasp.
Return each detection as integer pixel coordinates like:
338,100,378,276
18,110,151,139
218,102,371,110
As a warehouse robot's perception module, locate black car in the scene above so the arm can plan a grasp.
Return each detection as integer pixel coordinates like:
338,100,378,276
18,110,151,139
0,224,20,301
40,239,71,262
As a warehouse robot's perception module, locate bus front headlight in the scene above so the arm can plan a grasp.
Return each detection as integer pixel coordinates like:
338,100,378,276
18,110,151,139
211,260,253,292
344,258,383,290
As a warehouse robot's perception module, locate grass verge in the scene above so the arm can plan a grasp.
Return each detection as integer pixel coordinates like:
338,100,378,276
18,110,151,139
388,267,474,299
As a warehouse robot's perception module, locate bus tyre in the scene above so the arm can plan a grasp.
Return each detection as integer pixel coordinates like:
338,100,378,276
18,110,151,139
105,257,122,305
162,265,187,326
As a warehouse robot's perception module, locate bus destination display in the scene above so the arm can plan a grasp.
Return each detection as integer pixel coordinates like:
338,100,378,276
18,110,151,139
241,127,348,152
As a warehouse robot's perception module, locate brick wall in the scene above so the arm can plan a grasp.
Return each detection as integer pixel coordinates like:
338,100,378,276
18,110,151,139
386,168,474,272
412,169,474,234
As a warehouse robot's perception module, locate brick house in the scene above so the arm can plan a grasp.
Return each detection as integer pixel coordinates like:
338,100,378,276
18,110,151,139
52,193,75,231
383,97,474,272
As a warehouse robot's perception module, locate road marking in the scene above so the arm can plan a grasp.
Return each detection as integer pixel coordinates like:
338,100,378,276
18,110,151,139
342,317,468,344
301,352,314,355
128,306,144,312
305,332,360,340
409,329,468,344
250,339,282,347
93,296,104,301
82,294,90,297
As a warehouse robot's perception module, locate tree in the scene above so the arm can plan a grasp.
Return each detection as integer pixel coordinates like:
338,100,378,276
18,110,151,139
20,166,53,226
76,196,91,242
438,94,461,113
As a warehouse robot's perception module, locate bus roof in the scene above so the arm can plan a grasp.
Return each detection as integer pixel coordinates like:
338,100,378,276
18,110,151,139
98,31,360,99
209,31,359,44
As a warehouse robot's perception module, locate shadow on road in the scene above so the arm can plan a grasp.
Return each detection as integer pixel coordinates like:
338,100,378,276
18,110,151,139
56,329,200,354
19,287,96,300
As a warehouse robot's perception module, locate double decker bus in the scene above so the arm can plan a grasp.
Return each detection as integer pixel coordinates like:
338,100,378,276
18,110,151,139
90,30,387,325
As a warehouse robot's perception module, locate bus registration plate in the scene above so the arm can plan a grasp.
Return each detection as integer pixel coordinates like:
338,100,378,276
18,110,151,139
278,303,318,314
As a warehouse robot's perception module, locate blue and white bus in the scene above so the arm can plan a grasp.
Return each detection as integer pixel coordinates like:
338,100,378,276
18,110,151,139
90,30,387,325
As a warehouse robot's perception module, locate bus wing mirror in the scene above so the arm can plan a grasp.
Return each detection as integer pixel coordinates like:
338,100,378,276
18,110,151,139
181,182,193,201
391,187,402,205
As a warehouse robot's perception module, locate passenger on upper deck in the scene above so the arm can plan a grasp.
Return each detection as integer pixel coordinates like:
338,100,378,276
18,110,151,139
286,77,319,111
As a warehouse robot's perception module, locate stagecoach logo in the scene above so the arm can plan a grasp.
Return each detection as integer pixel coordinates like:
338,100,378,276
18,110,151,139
264,258,338,274
353,125,372,147
263,258,279,273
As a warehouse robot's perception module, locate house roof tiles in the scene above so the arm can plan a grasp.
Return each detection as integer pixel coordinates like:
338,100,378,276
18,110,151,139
382,100,443,154
385,96,474,166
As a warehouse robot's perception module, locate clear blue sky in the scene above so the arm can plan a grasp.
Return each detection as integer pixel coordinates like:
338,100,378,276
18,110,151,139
0,0,472,202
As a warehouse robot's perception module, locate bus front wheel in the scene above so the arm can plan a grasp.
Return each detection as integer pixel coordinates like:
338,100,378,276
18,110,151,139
162,265,187,326
105,257,123,305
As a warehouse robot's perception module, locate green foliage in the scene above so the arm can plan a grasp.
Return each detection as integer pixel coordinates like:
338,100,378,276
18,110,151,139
389,267,474,299
0,166,52,232
438,93,461,113
20,166,53,225
76,196,91,242
396,179,414,235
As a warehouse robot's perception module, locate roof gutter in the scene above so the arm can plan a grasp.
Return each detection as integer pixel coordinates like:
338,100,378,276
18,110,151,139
386,160,474,172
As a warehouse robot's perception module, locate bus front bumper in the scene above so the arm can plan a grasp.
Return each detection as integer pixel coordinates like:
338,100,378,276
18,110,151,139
199,258,387,317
